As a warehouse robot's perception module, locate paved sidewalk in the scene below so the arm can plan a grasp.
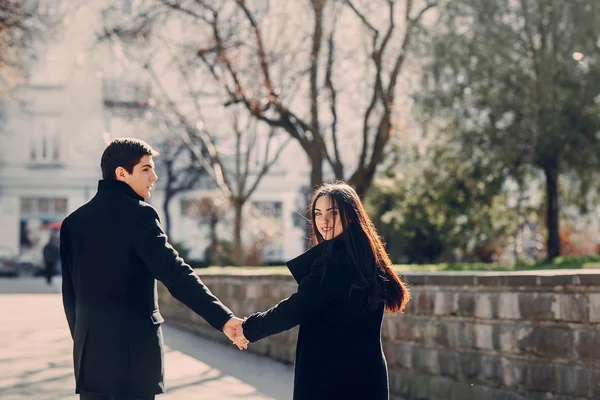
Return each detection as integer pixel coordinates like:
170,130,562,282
0,278,293,400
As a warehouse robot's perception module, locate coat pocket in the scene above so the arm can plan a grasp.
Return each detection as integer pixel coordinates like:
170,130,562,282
150,309,165,325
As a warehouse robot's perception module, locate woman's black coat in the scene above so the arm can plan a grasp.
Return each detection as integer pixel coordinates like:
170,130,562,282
60,180,233,397
242,233,389,400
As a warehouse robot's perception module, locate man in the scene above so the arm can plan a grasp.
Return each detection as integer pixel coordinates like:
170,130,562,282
42,231,60,285
60,138,247,400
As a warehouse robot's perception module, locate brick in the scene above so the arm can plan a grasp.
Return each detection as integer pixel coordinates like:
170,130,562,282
500,358,528,389
395,343,413,370
498,293,520,320
412,347,440,375
396,317,413,342
458,351,480,380
382,342,397,367
498,325,518,353
410,373,433,399
574,328,600,361
245,283,263,299
576,274,600,286
555,364,591,397
425,348,441,374
474,293,495,319
457,292,476,317
382,316,398,341
438,349,459,377
456,321,475,349
388,369,412,398
518,293,557,320
414,289,435,315
556,294,589,322
475,323,494,350
527,363,558,392
479,354,502,383
434,291,457,316
590,369,600,399
589,293,600,322
516,326,572,359
411,346,430,372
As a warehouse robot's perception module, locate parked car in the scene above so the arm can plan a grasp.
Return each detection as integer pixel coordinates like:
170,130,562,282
15,250,43,277
0,247,20,277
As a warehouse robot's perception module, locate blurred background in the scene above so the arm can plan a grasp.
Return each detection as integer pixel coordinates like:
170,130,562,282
1,0,599,277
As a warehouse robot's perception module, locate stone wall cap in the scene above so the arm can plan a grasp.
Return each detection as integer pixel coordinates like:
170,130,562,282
193,268,600,286
398,269,600,287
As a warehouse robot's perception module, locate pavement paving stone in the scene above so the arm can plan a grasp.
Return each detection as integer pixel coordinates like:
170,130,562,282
0,278,293,400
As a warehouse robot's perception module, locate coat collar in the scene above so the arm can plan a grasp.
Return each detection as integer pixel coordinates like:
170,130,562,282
97,179,144,201
285,227,350,282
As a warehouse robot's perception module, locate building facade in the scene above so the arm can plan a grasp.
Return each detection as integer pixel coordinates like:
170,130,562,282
0,1,308,267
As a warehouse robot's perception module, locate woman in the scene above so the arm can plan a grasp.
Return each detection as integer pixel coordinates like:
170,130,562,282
240,181,410,400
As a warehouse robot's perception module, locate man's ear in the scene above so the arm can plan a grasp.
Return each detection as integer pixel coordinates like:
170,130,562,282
115,167,127,182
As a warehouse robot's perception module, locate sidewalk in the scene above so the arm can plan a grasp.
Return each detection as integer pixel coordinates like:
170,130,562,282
0,278,293,400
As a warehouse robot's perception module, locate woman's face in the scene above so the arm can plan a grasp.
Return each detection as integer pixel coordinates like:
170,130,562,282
314,195,343,240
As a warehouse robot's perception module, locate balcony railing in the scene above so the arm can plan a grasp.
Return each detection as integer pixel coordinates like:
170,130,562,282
101,5,151,41
102,80,151,109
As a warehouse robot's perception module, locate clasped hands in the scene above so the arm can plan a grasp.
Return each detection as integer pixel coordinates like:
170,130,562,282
223,317,249,350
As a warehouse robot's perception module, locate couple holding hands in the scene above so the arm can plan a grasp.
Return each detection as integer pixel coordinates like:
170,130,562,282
60,138,410,400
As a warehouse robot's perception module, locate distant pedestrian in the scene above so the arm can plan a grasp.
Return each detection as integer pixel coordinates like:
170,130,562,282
240,181,411,400
42,232,60,285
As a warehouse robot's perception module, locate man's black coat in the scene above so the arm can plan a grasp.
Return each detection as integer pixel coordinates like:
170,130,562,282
60,180,233,397
242,230,389,400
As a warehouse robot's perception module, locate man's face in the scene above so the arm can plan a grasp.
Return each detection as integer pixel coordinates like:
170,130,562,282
119,155,158,199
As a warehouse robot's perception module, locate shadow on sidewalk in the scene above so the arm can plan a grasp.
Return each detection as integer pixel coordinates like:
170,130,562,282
161,324,294,400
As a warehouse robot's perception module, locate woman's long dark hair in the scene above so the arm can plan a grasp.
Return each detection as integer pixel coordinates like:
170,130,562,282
310,181,410,313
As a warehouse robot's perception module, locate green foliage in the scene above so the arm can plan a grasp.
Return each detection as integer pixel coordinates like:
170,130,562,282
417,0,600,259
367,141,516,264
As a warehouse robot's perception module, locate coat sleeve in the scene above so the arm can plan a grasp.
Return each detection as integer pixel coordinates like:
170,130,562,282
60,220,76,339
133,206,233,331
242,260,347,342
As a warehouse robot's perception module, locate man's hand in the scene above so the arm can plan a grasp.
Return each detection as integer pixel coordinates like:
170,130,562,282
223,317,248,350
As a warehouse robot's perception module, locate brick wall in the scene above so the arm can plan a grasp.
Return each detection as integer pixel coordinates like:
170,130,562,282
158,270,600,399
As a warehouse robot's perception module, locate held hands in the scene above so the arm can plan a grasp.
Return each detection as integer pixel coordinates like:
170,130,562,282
222,316,249,350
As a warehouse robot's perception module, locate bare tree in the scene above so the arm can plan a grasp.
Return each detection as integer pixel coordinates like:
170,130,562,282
0,0,57,94
151,0,436,195
155,131,208,238
143,60,290,265
194,195,228,266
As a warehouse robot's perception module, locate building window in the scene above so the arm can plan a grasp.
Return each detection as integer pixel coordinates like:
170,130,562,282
38,0,61,16
121,0,141,15
251,201,284,262
29,117,61,164
252,201,283,219
20,197,68,218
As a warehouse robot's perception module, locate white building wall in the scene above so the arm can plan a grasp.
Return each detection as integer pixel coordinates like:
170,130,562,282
0,1,310,265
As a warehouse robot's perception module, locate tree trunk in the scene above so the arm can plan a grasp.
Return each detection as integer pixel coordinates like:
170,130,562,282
350,169,377,198
303,151,324,249
209,216,218,266
543,163,560,260
162,191,173,239
232,198,244,266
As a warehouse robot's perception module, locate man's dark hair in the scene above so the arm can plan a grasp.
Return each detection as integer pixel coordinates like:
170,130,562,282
100,138,159,179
